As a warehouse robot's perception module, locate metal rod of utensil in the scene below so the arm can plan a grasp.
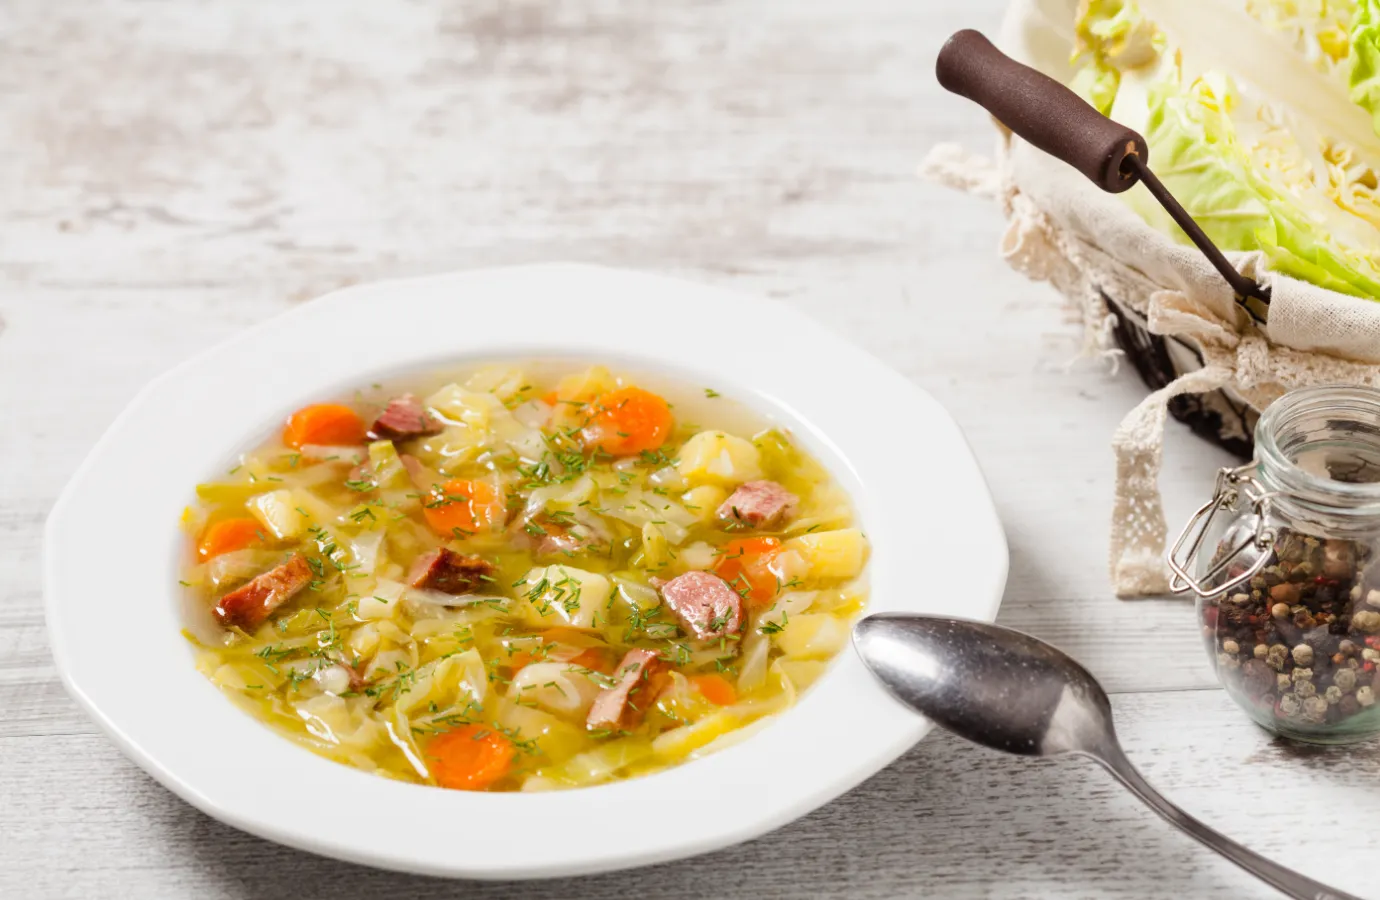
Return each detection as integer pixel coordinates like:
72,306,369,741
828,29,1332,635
936,29,1270,322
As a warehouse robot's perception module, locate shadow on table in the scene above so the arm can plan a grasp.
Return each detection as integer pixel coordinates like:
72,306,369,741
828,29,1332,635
149,730,1284,900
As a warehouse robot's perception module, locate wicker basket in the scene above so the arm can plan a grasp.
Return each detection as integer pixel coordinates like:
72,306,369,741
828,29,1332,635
1104,290,1256,461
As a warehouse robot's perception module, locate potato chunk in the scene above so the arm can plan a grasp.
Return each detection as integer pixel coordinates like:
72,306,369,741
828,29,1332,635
675,431,763,486
515,565,613,629
783,528,868,581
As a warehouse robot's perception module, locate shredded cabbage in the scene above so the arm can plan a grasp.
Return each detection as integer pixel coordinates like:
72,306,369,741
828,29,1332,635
1071,0,1380,299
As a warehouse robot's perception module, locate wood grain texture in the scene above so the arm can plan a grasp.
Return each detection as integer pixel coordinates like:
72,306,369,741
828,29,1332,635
2,0,1376,896
2,691,1374,900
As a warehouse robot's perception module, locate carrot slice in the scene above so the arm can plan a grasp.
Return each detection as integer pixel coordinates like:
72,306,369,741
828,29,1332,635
283,403,366,449
568,647,614,674
712,537,786,606
420,479,503,537
427,725,515,791
690,673,737,706
580,387,673,456
197,517,265,560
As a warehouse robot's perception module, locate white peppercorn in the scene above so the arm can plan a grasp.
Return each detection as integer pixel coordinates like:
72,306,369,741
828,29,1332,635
1271,603,1290,620
1253,644,1268,660
1279,693,1302,717
1222,639,1240,655
1325,685,1344,705
1303,696,1330,721
1357,686,1376,708
1291,644,1314,667
1352,610,1380,633
1291,667,1314,684
1335,668,1357,692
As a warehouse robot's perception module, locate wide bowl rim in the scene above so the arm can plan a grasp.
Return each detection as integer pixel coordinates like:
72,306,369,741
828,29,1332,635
44,263,1007,879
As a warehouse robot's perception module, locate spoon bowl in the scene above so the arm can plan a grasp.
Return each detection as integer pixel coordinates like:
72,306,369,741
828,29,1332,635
852,613,1114,758
853,613,1360,900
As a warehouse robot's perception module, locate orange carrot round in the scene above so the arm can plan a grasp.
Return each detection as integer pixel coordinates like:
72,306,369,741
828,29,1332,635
713,537,786,605
580,387,673,456
197,517,265,560
690,673,737,706
427,725,515,791
421,479,502,537
283,403,366,449
568,647,614,674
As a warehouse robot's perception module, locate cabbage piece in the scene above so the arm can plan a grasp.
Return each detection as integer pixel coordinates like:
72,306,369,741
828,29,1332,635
758,590,818,630
206,549,286,589
1075,0,1163,69
599,488,695,544
507,661,602,716
348,531,384,576
774,614,850,660
637,522,670,569
388,648,488,732
1244,0,1356,77
294,693,386,750
1117,63,1380,297
736,632,770,694
247,489,306,540
463,365,528,402
493,698,587,764
364,439,406,487
651,710,742,760
1070,0,1162,113
540,737,654,786
1068,0,1380,299
1352,0,1380,132
357,577,404,621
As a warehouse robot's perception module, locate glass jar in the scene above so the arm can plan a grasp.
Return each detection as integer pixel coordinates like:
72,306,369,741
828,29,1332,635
1169,385,1380,744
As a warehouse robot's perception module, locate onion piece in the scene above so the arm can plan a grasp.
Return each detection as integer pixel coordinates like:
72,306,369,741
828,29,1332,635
206,549,285,589
299,444,367,464
404,586,510,611
348,531,384,576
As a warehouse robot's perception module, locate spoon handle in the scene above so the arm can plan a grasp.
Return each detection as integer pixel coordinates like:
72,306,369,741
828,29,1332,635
1093,745,1361,900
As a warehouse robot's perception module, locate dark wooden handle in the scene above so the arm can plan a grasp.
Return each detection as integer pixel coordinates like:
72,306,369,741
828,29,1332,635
936,29,1147,194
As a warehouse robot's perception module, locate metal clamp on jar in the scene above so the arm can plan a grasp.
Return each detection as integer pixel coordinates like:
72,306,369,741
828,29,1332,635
1169,386,1380,744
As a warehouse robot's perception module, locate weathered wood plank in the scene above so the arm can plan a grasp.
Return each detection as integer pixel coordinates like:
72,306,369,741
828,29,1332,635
5,0,1375,896
1,690,1370,899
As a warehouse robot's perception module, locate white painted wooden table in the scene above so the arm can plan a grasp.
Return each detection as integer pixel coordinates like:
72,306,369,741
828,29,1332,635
3,1,1375,897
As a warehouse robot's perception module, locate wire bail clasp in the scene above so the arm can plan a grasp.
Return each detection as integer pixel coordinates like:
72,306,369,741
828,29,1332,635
1167,463,1277,598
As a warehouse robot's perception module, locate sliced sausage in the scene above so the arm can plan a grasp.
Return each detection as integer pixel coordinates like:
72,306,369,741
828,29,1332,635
586,648,669,732
369,394,443,441
214,554,314,629
717,480,798,529
406,548,496,595
660,570,744,640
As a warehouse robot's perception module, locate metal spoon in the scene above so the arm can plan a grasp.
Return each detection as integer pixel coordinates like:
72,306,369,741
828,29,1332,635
852,613,1360,900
